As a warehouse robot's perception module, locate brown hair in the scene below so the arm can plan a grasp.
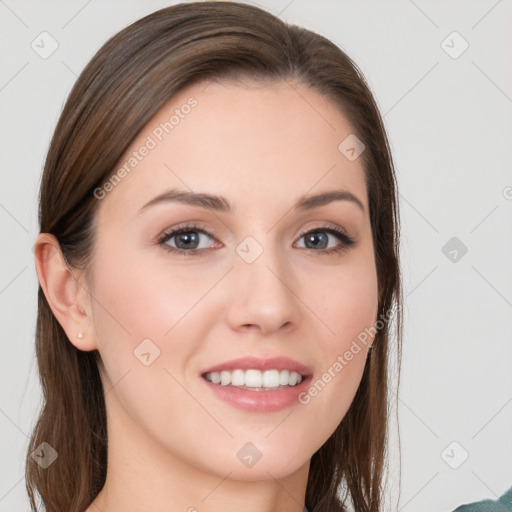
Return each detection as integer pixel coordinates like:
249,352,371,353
26,2,402,511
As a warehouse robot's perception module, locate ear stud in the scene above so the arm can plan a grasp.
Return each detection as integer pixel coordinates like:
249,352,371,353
78,331,83,339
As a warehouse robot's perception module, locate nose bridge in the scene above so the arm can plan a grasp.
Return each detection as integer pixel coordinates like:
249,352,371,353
226,232,299,334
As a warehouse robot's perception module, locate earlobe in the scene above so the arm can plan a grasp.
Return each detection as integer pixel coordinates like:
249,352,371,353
33,233,98,352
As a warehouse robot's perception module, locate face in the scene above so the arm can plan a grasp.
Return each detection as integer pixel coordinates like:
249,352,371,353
85,79,378,481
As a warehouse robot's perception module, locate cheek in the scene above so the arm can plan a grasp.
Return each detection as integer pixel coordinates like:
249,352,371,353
296,252,378,433
88,243,228,422
89,242,219,353
87,249,217,464
309,251,379,351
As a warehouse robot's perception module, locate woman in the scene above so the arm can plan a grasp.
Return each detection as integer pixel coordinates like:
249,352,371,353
27,2,403,511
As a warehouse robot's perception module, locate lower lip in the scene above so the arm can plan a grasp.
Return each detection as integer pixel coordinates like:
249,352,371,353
201,375,312,412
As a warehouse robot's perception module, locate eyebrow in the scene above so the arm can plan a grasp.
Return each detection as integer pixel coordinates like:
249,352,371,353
138,188,365,214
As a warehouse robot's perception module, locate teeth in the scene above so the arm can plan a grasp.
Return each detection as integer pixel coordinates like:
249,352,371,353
262,369,279,388
220,370,231,386
245,369,262,387
231,369,245,386
204,369,303,388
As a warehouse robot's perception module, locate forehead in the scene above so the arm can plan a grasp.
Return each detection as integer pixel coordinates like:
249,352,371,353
96,79,368,219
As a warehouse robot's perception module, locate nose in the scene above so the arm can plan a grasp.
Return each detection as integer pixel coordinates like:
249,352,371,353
224,242,301,337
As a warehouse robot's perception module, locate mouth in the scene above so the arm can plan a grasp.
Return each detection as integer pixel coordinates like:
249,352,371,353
199,356,313,412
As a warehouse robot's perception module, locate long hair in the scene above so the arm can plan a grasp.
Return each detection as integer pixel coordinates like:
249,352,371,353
26,3,403,511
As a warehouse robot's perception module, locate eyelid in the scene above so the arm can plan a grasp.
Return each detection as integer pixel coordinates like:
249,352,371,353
295,224,355,252
296,222,352,241
155,222,219,247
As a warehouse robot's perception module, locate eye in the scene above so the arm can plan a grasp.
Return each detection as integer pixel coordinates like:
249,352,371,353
295,226,355,254
157,223,219,255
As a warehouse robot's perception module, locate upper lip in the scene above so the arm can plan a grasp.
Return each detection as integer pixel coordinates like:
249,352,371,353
200,356,313,377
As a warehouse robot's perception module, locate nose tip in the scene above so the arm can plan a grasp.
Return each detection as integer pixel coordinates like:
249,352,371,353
225,256,300,337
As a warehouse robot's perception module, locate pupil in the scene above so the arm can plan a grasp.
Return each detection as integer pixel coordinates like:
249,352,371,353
306,232,327,249
177,232,198,249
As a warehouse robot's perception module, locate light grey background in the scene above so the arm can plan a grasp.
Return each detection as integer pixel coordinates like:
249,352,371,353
1,1,511,511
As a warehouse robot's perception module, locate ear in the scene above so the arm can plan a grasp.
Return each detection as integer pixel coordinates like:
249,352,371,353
34,233,98,351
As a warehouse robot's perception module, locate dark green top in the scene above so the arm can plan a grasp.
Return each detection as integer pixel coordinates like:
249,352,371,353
304,486,512,511
452,486,512,512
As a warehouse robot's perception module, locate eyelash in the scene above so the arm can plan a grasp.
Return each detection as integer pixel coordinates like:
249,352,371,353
156,223,355,256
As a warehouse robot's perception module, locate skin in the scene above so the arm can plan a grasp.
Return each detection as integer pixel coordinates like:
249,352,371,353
35,78,379,512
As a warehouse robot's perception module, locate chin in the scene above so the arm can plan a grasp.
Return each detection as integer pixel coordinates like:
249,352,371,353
217,456,307,482
225,438,310,481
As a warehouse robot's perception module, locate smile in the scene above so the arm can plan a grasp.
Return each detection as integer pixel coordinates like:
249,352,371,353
200,355,313,411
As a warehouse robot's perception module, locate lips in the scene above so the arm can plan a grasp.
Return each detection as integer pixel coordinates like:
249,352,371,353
199,356,313,412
